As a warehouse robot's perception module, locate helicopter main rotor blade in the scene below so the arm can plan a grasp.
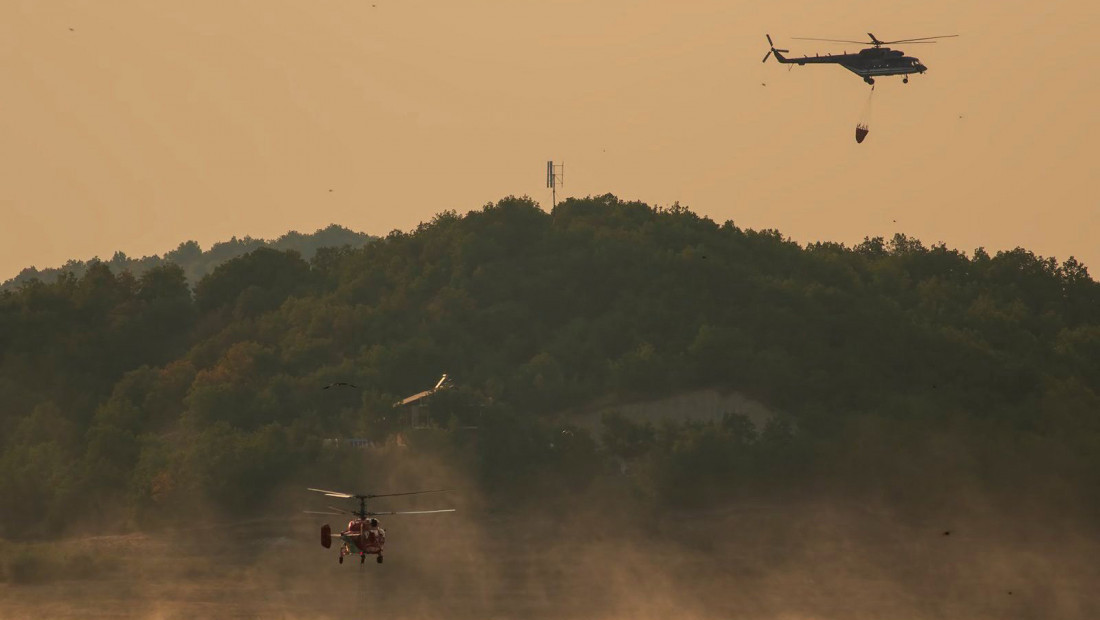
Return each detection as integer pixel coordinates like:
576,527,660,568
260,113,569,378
367,509,457,516
309,487,451,500
307,487,354,498
792,37,870,44
882,34,958,44
303,510,344,516
326,505,358,514
365,489,451,499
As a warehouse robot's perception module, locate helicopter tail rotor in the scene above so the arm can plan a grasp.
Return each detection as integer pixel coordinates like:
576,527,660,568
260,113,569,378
762,34,789,63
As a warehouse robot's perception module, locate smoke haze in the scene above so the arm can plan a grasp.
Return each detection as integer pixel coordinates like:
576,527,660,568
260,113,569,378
2,447,1097,619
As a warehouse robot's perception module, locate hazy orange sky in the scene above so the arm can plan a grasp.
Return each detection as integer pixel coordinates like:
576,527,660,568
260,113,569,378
2,0,1097,281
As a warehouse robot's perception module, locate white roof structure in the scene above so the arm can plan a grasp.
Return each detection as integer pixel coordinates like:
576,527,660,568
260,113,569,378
393,374,451,408
396,389,434,407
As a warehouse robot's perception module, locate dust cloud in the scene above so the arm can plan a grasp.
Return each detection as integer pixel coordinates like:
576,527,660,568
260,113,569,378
1,446,1098,620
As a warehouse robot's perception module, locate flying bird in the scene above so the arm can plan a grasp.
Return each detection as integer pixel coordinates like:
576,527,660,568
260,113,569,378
323,382,359,390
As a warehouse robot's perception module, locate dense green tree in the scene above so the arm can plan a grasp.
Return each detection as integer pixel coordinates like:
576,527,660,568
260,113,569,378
1,194,1099,537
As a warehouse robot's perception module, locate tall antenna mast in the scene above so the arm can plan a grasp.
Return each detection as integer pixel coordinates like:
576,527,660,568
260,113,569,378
546,160,564,208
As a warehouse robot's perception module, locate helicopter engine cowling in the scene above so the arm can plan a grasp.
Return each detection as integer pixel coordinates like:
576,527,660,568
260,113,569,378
321,524,332,548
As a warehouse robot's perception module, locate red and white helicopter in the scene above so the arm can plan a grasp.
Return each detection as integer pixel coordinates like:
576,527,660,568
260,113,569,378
306,487,455,565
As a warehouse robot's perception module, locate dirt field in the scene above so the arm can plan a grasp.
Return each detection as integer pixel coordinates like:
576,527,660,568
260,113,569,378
2,500,1098,620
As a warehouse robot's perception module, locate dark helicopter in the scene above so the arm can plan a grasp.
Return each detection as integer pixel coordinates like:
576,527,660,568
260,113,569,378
762,33,957,86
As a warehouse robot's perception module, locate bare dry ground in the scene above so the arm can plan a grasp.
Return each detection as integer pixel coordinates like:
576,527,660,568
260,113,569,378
3,497,1098,620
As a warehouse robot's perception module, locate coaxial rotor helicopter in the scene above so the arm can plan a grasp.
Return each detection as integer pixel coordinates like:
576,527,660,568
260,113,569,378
305,487,455,565
763,33,957,87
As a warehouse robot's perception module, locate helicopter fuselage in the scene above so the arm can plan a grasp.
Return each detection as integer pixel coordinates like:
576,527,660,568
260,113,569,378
338,518,385,557
774,46,926,84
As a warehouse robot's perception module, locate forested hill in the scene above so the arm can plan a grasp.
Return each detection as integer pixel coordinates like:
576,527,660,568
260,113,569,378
2,195,1099,539
1,224,372,291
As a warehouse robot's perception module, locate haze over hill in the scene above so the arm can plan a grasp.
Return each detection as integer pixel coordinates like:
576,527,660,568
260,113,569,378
1,224,372,290
2,195,1099,617
5,0,1097,614
3,1,1098,282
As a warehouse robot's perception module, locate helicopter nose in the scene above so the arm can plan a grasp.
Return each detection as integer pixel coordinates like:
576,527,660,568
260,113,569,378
918,64,927,73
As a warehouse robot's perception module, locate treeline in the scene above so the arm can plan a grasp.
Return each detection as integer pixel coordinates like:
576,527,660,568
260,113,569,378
1,195,1099,538
1,224,372,291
